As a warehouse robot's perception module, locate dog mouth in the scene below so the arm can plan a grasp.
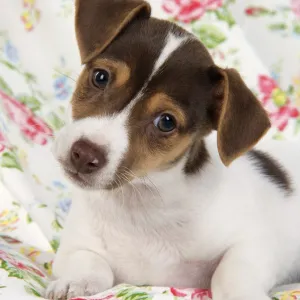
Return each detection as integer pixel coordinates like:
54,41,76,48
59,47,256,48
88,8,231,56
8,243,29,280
65,170,89,186
59,158,133,191
63,168,116,190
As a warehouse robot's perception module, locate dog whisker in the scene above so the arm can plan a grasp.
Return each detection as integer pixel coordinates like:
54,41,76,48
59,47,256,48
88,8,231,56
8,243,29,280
54,69,77,83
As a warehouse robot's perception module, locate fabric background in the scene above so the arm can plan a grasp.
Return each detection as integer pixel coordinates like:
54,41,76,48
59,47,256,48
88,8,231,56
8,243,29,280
0,0,300,299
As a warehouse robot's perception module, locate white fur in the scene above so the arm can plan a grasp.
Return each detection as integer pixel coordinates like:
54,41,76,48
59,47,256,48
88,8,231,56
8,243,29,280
47,32,300,300
52,114,128,188
126,32,188,111
152,32,187,75
52,33,187,189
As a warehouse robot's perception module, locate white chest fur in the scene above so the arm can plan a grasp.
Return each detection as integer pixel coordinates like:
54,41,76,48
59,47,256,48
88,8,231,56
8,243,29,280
53,137,300,294
63,184,220,288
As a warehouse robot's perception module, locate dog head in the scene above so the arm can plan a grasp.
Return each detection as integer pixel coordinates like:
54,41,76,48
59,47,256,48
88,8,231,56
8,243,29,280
53,0,271,190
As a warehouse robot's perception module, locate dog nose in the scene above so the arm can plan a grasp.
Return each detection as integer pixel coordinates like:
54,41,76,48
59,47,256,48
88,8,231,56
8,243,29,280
70,140,107,174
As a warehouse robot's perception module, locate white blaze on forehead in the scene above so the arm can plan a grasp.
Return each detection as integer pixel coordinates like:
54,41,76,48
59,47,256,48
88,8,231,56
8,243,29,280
125,31,188,112
151,32,188,77
54,31,189,186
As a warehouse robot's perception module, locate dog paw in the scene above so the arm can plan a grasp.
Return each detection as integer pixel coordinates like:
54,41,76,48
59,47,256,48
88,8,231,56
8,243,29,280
45,275,109,300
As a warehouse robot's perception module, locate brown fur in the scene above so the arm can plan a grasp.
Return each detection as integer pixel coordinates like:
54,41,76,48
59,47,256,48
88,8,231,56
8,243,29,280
72,0,271,188
145,93,186,127
248,150,293,195
116,93,193,180
215,68,271,166
72,59,131,120
75,0,151,64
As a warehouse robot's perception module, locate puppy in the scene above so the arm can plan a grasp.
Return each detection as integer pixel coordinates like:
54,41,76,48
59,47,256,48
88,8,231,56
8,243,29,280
46,0,300,299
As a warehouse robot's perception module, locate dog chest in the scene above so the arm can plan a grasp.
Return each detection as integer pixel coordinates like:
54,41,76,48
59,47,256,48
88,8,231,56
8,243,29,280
84,197,217,287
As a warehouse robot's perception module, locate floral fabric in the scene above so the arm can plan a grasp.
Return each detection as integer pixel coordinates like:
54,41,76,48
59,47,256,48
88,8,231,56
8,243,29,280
0,0,299,299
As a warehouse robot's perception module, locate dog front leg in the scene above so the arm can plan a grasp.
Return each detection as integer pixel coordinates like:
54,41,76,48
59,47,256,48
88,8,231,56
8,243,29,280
211,243,276,300
45,249,114,300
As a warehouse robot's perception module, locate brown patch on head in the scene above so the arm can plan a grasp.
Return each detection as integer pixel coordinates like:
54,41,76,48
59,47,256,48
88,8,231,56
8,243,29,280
146,93,186,127
116,92,193,179
72,18,175,121
92,58,131,88
71,0,271,191
72,58,131,120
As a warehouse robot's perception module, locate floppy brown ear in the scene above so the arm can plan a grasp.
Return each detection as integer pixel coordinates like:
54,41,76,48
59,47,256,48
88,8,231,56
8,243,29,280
75,0,151,64
208,67,271,166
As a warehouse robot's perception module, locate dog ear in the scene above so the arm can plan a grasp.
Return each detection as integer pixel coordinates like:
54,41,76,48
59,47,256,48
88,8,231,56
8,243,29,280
208,66,271,166
75,0,151,64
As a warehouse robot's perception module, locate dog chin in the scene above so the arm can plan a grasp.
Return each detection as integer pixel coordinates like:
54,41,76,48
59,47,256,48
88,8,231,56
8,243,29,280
64,169,120,191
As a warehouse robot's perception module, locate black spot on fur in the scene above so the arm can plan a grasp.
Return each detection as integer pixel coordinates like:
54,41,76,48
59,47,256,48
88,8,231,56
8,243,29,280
184,140,209,175
248,150,293,195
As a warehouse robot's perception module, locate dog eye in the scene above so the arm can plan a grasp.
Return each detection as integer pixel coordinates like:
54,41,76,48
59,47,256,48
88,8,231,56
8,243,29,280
154,114,177,133
92,69,110,88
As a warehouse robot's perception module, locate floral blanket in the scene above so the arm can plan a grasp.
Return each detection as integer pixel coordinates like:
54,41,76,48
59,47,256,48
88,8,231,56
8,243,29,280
0,0,300,299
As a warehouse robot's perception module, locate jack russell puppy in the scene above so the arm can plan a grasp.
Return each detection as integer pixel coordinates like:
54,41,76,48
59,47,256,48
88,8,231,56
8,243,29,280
46,0,300,299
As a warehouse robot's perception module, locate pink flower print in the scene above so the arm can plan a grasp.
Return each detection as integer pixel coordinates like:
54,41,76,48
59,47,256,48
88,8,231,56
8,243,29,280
269,103,300,131
203,0,223,10
170,287,188,297
258,75,278,104
0,235,22,244
191,289,212,300
0,90,53,145
0,130,9,153
291,0,300,18
162,0,206,23
162,0,223,23
245,6,271,17
0,250,45,277
257,75,299,131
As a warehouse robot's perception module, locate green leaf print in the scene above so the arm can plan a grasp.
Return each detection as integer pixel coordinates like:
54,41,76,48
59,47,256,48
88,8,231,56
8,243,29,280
0,286,6,288
126,293,150,300
0,59,18,71
46,112,65,130
43,261,51,272
50,238,60,252
224,0,236,5
27,272,47,288
1,260,8,270
23,72,37,84
287,85,295,95
38,204,47,208
17,94,41,111
7,267,25,279
273,132,285,141
293,23,300,35
116,288,132,297
192,24,226,49
1,152,23,171
52,219,63,232
214,7,235,28
24,285,42,297
0,76,13,96
295,118,300,135
26,214,33,224
12,201,20,207
116,289,152,300
268,23,287,31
